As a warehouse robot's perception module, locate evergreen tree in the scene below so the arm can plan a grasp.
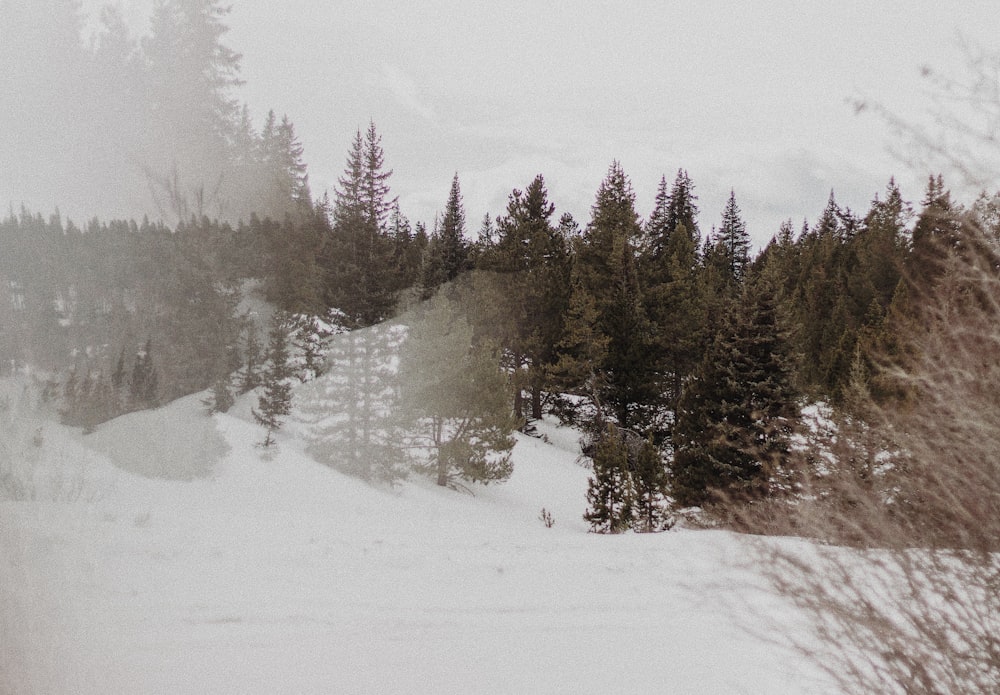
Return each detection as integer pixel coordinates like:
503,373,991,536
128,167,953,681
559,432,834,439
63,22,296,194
438,173,470,283
398,295,518,488
716,190,752,283
641,175,673,259
910,174,964,282
573,162,658,431
362,121,396,231
258,110,311,217
300,324,407,483
549,271,610,423
671,282,799,508
141,0,244,220
417,229,448,301
387,202,422,294
253,314,293,447
477,175,572,421
323,124,398,326
665,168,701,250
239,322,264,394
632,437,672,532
204,373,234,414
129,339,159,410
583,425,634,533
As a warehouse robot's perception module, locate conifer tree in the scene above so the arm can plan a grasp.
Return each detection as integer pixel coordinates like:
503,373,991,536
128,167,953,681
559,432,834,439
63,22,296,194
477,175,572,421
549,272,610,424
239,322,264,394
910,174,963,282
671,282,799,508
323,123,397,326
253,314,293,447
204,373,234,414
632,437,672,532
572,161,659,431
258,110,311,216
300,324,407,482
129,339,159,410
438,173,469,283
716,190,752,283
583,425,634,533
398,295,518,488
141,0,244,221
665,168,701,250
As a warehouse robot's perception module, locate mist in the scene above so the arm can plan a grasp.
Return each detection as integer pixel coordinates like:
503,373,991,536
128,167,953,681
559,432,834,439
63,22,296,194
0,0,294,227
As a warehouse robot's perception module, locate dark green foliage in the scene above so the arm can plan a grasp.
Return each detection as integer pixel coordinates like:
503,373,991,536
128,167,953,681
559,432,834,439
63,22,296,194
715,190,752,283
320,124,399,326
664,169,701,252
571,162,659,432
548,272,609,417
671,283,799,508
639,172,706,421
253,314,294,447
632,437,673,532
476,175,573,421
398,294,518,488
753,181,911,402
583,425,634,533
438,173,470,282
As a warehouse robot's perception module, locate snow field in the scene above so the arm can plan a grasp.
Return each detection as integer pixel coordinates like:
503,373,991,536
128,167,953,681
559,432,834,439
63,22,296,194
1,393,834,694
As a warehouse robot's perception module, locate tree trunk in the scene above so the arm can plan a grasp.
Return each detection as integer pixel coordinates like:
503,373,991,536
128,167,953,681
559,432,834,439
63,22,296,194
531,380,542,421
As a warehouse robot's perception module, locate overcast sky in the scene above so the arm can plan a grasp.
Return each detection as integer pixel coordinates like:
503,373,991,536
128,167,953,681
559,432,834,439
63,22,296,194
70,1,1000,246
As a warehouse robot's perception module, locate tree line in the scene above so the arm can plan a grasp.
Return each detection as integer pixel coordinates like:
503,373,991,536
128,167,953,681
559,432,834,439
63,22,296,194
6,0,1000,522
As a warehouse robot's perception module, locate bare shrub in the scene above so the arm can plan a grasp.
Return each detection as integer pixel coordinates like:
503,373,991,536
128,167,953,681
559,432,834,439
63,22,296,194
742,228,1000,694
0,379,106,503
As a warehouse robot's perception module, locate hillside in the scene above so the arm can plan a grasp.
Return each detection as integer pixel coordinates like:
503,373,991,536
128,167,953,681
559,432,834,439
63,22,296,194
1,386,832,695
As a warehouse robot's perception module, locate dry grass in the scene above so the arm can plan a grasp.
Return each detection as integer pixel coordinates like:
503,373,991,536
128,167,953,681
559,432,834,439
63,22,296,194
740,228,1000,694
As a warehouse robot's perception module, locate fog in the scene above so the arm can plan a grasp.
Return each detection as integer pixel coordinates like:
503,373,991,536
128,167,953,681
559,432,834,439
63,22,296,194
0,0,279,226
3,1,1000,241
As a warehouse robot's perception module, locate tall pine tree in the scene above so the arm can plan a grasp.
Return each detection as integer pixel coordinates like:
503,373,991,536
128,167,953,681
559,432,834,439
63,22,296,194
671,281,799,508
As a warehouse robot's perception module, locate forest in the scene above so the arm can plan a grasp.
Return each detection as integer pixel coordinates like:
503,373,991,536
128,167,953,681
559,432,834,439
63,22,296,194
4,2,1000,693
3,0,1000,517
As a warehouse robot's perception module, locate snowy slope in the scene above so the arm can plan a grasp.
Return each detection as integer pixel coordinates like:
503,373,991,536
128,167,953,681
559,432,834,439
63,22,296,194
1,391,834,695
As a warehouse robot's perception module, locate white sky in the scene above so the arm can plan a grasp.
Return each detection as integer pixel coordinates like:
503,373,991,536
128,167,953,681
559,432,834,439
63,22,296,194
84,1,1000,246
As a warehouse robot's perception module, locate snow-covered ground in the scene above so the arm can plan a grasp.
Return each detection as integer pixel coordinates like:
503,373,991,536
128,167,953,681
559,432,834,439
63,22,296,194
1,390,835,694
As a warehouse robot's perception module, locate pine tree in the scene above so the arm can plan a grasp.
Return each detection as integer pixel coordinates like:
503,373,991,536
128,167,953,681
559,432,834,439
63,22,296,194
438,173,469,283
572,161,659,432
258,110,311,217
398,295,518,488
716,190,752,283
477,175,572,421
910,174,964,282
549,272,610,424
204,373,234,414
141,0,244,221
239,322,264,394
362,121,396,232
253,314,293,447
323,123,397,326
671,282,799,508
665,169,701,250
128,339,159,411
300,324,407,483
632,437,672,532
583,425,634,533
